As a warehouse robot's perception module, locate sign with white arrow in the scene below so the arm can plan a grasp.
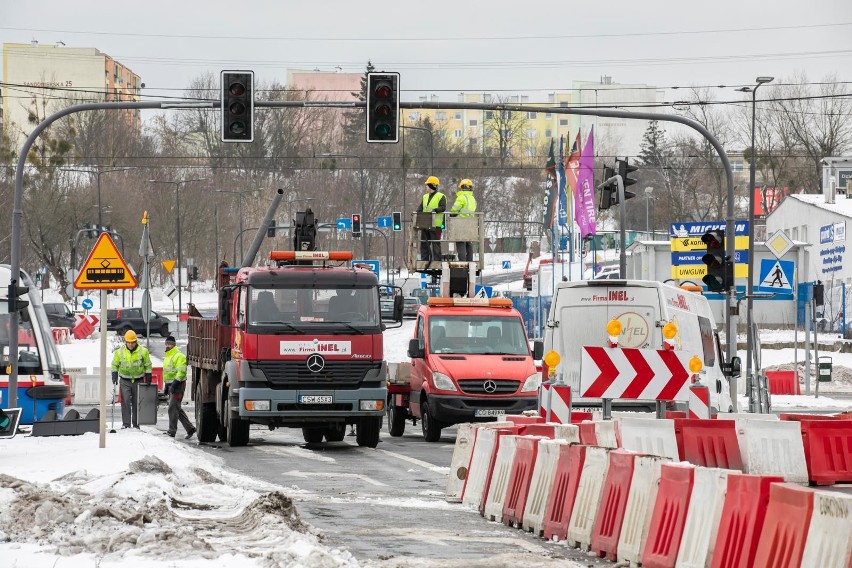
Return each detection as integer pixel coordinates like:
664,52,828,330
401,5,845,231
579,347,693,402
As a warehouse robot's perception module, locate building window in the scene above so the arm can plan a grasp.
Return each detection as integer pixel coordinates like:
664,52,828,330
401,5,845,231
800,225,807,242
454,112,461,120
792,227,799,241
469,119,477,127
559,102,568,107
469,137,478,148
436,111,446,120
545,113,552,119
545,129,552,138
454,129,462,138
559,119,568,126
527,148,536,158
485,111,493,119
408,112,421,121
527,112,537,119
732,161,744,172
526,129,537,139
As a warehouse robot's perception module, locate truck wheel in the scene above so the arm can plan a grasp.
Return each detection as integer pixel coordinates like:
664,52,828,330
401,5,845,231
356,417,382,448
225,397,249,447
421,401,443,443
388,404,406,437
324,423,346,442
302,427,324,444
195,382,218,443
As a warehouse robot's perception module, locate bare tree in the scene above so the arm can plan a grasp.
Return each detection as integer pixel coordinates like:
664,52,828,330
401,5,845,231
483,97,528,168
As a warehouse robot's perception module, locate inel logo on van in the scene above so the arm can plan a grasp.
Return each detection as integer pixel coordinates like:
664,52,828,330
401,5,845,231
667,294,691,311
609,290,630,301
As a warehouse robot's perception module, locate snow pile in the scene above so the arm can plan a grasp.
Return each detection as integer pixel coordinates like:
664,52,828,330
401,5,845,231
0,431,359,568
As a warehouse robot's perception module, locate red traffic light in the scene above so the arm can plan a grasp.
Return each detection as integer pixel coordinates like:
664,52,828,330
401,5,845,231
352,215,360,222
229,82,246,97
375,84,392,98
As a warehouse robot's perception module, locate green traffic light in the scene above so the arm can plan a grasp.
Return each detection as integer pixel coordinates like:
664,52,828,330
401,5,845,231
229,121,246,135
375,123,392,137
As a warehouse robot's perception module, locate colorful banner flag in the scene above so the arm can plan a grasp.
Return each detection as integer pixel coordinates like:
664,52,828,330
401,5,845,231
574,127,597,237
557,136,568,228
565,131,582,232
542,139,558,229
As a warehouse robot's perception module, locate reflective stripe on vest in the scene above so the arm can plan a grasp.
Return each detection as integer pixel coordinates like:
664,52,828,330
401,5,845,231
452,190,477,217
163,348,187,383
111,345,151,379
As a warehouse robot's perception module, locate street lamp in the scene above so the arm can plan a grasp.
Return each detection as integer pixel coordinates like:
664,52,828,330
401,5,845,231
316,153,368,259
736,75,774,409
644,187,654,236
216,188,260,264
149,178,207,334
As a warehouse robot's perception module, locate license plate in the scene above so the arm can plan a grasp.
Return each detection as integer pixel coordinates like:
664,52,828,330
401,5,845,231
474,409,504,417
300,395,333,404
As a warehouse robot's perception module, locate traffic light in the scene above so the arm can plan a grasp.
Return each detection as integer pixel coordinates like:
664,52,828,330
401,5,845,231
392,211,402,231
190,266,199,281
616,158,639,200
266,219,276,238
221,70,254,142
352,214,362,238
598,166,616,211
701,230,731,292
366,72,400,143
8,281,29,314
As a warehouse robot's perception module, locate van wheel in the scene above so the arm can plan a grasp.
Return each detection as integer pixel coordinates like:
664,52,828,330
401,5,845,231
421,401,443,443
388,404,406,437
324,423,346,442
302,427,324,444
195,382,218,443
356,417,382,448
225,396,249,447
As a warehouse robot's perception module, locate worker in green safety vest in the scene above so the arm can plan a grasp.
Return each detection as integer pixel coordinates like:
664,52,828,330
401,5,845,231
162,335,196,439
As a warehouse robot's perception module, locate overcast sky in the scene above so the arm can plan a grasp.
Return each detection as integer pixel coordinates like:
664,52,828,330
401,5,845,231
3,0,851,107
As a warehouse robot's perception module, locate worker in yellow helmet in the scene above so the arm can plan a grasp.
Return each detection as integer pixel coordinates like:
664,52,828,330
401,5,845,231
419,176,447,262
449,178,478,261
111,329,152,429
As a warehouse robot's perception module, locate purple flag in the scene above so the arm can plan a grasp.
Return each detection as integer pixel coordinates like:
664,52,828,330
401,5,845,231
574,127,597,237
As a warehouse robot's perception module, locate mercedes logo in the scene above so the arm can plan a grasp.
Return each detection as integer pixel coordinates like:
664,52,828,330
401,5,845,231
306,353,325,373
483,380,497,393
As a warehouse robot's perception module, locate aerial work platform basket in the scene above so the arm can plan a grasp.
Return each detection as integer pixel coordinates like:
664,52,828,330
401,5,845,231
405,212,485,273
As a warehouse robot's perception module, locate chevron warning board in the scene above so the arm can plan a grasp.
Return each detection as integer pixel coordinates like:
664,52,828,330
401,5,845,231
580,347,694,402
540,383,572,424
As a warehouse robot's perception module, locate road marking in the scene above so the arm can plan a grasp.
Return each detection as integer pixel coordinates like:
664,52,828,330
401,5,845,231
282,470,388,487
375,448,450,475
254,444,336,463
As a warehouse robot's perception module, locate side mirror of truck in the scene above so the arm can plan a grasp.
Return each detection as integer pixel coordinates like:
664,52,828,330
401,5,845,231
218,288,232,326
532,340,544,360
394,296,404,322
721,356,741,379
407,338,424,359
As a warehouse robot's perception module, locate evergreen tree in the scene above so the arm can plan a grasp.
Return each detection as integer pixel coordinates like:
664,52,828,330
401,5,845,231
342,61,375,146
638,120,669,167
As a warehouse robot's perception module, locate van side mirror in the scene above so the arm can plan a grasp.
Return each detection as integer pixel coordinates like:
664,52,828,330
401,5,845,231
722,356,741,378
408,338,424,359
219,288,232,326
394,296,404,322
532,340,544,360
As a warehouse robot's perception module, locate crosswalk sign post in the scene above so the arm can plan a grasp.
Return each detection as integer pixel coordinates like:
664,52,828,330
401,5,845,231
757,258,794,295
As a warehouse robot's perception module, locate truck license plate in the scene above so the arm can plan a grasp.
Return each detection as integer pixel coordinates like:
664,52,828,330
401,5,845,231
474,409,504,417
300,395,333,404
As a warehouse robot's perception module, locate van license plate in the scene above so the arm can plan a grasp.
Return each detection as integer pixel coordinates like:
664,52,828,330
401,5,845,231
300,395,333,404
474,409,504,417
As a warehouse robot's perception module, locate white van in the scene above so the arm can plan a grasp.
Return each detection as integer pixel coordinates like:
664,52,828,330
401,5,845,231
542,280,735,413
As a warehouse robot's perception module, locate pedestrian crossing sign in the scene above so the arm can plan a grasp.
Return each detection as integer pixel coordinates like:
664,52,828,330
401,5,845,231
757,258,794,294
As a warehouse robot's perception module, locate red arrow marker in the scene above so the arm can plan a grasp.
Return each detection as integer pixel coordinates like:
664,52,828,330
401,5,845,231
621,348,654,398
657,351,689,400
583,347,620,397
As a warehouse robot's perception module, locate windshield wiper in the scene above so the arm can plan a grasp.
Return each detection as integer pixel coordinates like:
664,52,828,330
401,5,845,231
256,321,306,334
321,321,366,335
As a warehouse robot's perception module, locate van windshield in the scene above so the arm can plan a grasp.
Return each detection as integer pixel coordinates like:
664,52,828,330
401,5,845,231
429,315,529,355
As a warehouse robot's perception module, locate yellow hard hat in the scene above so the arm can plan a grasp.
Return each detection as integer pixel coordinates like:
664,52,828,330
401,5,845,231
425,176,440,188
124,330,138,342
458,179,473,190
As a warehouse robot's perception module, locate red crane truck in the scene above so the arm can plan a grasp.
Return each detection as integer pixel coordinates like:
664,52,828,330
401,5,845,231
187,198,402,447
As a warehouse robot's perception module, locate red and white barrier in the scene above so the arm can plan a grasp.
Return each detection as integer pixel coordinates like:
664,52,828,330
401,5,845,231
483,435,520,521
461,425,514,510
542,443,586,541
735,418,809,483
521,438,567,536
801,491,852,567
553,423,580,443
688,384,710,419
566,446,609,550
539,383,572,423
753,482,814,568
446,423,476,502
618,417,680,460
617,454,670,564
677,419,744,470
594,420,619,449
503,435,546,527
641,463,695,567
798,419,852,485
676,467,734,568
591,449,640,561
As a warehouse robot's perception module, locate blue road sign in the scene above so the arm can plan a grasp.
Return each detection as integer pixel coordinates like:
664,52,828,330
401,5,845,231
474,285,494,298
336,218,352,230
377,216,392,228
81,298,94,310
352,259,380,280
502,261,511,270
758,259,794,295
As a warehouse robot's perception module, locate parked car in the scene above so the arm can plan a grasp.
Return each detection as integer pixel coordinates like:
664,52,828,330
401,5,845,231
380,298,396,320
107,308,171,337
403,297,420,318
43,302,75,329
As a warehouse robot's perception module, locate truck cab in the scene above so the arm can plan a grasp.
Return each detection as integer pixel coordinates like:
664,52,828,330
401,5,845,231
390,297,541,442
543,280,734,414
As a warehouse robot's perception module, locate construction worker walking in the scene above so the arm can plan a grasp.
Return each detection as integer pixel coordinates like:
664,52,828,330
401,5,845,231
449,178,478,262
111,330,152,429
163,336,196,439
419,176,447,262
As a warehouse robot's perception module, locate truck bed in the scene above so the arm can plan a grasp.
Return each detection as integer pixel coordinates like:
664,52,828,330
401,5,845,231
187,316,227,370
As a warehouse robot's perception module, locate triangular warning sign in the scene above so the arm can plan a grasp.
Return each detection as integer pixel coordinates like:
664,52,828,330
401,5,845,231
74,233,138,289
759,260,791,291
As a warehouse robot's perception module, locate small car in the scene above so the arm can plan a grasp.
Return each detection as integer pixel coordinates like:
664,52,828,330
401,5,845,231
107,308,171,337
380,298,396,320
403,297,420,318
43,302,75,329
